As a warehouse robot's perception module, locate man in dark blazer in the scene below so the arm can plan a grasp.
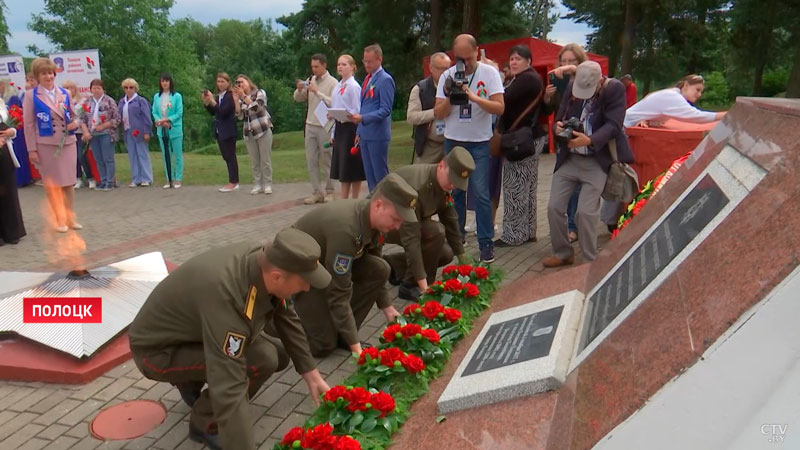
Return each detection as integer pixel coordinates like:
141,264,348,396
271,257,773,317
350,44,395,191
544,61,634,267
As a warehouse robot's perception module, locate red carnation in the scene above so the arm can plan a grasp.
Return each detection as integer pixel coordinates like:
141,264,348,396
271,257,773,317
344,387,371,413
632,198,648,216
324,385,348,403
133,129,140,137
382,324,403,342
350,146,359,155
421,328,441,344
420,301,445,320
379,347,405,367
457,264,474,276
100,114,106,123
403,303,420,315
442,265,458,276
7,82,12,86
370,391,396,417
82,103,90,112
401,353,425,373
444,279,464,293
473,267,489,279
426,281,444,294
281,426,305,445
465,283,480,298
401,323,422,338
301,423,336,450
357,347,379,366
611,228,620,239
444,308,462,322
334,436,362,450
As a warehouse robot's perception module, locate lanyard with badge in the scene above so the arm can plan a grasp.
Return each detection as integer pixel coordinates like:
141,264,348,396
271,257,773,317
458,71,478,123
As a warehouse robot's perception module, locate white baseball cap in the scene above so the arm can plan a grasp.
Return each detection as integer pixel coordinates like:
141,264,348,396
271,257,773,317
572,61,603,100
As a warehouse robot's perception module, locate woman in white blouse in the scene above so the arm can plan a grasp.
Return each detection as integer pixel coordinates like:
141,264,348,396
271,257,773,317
328,54,365,199
623,74,726,128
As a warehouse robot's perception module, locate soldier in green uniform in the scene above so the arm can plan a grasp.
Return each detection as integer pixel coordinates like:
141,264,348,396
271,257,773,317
129,228,332,450
383,146,475,299
292,173,419,357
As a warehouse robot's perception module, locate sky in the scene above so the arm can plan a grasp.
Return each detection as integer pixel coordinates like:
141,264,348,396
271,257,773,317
6,0,593,57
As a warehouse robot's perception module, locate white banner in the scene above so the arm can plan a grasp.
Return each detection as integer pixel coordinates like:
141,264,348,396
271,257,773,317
49,49,101,96
0,55,26,96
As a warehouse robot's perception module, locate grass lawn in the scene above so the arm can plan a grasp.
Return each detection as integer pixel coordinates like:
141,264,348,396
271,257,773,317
115,121,417,186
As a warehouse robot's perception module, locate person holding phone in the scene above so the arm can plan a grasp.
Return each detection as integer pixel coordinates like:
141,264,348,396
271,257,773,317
203,73,239,192
233,74,274,195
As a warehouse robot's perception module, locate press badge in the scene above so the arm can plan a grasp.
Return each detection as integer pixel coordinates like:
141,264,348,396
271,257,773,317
434,120,445,135
459,104,472,123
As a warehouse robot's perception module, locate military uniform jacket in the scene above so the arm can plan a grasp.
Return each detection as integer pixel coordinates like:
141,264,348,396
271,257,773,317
129,243,316,450
293,199,390,345
394,164,464,282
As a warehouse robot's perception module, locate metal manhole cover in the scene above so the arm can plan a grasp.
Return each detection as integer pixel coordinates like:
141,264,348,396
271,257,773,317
90,399,166,440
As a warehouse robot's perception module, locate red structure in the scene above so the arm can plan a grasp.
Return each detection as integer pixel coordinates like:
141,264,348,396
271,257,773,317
422,37,610,152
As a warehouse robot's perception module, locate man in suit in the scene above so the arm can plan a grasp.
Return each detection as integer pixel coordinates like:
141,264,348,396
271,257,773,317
350,44,395,191
407,52,451,165
544,61,634,267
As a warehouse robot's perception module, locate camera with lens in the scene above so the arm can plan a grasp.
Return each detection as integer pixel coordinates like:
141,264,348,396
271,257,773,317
556,117,583,142
444,58,470,106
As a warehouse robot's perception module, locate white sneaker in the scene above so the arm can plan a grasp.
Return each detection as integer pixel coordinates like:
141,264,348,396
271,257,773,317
163,183,172,189
263,186,272,194
128,182,138,188
88,179,97,190
141,182,151,187
250,185,262,195
174,182,182,189
74,179,83,189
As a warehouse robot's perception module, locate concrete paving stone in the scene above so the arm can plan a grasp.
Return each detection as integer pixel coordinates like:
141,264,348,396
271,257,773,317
252,382,292,409
173,437,204,450
144,411,184,440
0,409,17,427
58,398,105,427
132,378,157,391
153,420,190,450
0,386,36,410
258,437,280,450
293,396,317,415
117,387,146,402
70,377,116,401
37,423,71,440
324,369,352,388
161,388,182,404
140,382,173,402
16,437,50,450
47,435,80,450
123,366,145,380
123,436,156,449
289,379,309,396
266,392,305,419
276,369,301,386
94,378,136,402
104,361,135,379
93,439,128,449
65,421,91,439
33,399,81,425
357,325,379,342
315,352,348,375
68,436,102,450
169,401,191,415
253,415,283,443
0,423,46,449
270,412,310,440
250,405,268,421
10,387,56,412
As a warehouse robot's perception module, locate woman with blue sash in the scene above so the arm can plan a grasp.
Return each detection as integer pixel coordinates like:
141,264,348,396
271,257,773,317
22,58,82,233
0,82,25,245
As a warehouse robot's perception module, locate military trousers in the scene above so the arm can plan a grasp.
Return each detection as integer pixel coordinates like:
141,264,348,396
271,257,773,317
131,332,290,432
293,253,390,357
384,219,455,286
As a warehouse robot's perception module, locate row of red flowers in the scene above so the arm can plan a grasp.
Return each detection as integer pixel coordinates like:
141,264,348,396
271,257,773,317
357,346,425,373
382,323,440,344
441,264,489,280
426,278,480,298
279,423,361,450
323,385,396,417
403,300,461,323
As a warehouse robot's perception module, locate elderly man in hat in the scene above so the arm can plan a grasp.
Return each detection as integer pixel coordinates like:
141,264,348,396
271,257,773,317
129,228,332,450
292,173,419,357
383,146,476,300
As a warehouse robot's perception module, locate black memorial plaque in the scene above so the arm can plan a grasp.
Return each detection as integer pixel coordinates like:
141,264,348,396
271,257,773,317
582,174,729,349
462,305,563,376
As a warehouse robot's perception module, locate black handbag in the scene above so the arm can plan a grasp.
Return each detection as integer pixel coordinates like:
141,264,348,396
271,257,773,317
498,88,544,162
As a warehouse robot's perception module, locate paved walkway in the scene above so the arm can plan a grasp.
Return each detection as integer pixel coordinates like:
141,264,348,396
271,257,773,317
0,154,606,449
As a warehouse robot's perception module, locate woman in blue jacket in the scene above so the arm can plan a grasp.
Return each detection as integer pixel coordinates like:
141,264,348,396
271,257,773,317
153,73,184,188
118,78,154,187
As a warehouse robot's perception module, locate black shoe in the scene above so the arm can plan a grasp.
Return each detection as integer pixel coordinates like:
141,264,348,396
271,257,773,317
608,224,617,233
172,382,203,407
479,244,495,264
493,239,516,248
388,266,401,286
189,423,222,450
398,284,421,300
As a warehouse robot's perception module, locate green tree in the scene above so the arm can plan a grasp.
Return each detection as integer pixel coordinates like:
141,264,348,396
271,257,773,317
0,0,9,53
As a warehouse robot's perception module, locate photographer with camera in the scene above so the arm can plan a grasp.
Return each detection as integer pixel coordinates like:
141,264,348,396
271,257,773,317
433,34,505,263
544,61,633,267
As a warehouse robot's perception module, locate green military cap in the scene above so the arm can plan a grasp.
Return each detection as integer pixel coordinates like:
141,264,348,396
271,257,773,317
446,146,476,191
374,173,419,223
264,228,331,289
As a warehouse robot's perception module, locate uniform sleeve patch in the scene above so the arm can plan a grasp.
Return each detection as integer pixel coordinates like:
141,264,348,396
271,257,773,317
333,253,353,275
223,331,246,358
